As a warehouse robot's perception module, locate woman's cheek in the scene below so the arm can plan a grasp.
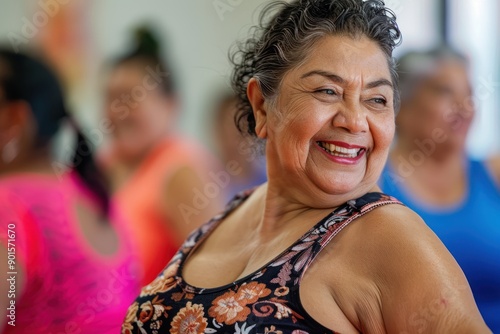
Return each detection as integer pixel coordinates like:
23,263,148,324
369,113,395,148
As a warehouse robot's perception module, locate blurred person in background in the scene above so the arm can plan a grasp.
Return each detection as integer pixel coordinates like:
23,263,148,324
211,92,267,201
380,47,500,331
98,27,224,286
0,49,140,333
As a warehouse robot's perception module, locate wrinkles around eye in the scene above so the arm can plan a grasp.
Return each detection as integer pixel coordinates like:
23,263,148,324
315,88,337,96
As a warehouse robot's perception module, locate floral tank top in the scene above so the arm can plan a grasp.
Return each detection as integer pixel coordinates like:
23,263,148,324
122,191,402,334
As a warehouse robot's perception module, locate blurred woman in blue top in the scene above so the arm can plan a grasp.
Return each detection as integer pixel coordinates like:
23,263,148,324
380,47,500,331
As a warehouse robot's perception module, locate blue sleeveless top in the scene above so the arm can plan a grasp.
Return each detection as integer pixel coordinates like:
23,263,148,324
121,191,402,334
380,159,500,331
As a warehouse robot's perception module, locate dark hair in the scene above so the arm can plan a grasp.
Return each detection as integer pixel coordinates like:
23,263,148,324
231,0,402,136
0,49,109,213
397,46,469,103
113,26,175,95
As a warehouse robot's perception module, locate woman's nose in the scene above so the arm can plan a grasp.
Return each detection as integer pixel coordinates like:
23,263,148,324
331,100,368,134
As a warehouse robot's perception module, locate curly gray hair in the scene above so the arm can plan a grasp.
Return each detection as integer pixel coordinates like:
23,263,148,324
231,0,402,136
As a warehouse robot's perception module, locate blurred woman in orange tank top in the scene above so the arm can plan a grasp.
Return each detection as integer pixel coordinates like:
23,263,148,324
98,27,224,286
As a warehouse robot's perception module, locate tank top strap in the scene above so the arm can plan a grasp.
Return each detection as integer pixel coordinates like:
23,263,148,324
273,192,403,284
316,192,403,248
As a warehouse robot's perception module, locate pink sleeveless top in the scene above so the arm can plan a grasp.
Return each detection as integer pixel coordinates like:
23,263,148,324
0,173,141,334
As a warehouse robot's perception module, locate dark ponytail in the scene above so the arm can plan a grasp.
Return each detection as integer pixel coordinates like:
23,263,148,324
114,25,176,95
0,48,109,214
67,117,110,214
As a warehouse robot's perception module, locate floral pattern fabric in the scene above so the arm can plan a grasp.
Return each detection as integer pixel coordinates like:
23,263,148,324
122,191,402,334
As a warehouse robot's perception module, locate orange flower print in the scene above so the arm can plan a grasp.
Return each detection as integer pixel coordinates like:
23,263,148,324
139,301,155,323
163,260,180,278
121,302,138,334
121,324,133,334
140,261,180,297
140,275,177,297
274,286,289,297
208,290,251,325
274,302,292,320
264,325,283,334
138,296,171,326
236,282,272,304
170,302,208,334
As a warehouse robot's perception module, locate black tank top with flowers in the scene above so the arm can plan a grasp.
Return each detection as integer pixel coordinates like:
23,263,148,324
122,190,402,334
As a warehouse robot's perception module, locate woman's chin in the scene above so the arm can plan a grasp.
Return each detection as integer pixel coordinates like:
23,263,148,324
310,172,365,195
316,181,363,198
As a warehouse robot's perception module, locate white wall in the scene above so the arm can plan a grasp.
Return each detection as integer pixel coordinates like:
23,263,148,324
389,0,441,56
448,0,500,158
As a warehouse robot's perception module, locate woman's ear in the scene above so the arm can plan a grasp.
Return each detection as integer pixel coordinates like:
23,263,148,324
247,78,267,139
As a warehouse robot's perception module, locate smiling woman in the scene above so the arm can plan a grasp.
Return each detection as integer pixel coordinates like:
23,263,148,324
122,1,491,333
253,34,397,202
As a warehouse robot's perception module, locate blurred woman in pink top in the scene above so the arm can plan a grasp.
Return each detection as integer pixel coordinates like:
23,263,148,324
0,48,140,333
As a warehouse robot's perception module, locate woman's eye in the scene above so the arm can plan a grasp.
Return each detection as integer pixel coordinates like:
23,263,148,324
371,97,387,105
316,89,337,96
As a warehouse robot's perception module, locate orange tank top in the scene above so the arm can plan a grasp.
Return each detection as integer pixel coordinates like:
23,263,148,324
114,136,213,285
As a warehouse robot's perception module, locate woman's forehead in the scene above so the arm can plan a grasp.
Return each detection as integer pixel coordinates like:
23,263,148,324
288,35,392,84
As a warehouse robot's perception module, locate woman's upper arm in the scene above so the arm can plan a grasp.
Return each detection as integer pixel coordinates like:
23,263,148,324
363,205,490,333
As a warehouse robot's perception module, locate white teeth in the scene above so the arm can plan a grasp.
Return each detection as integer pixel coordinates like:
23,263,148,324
319,142,362,158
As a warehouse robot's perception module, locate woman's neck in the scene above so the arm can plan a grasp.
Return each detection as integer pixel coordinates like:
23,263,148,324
254,180,379,238
241,184,317,243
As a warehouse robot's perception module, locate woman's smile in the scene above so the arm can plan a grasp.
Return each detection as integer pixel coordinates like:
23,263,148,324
316,141,367,165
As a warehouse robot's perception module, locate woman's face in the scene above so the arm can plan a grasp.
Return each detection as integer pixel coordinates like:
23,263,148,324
104,61,176,163
257,35,395,207
398,60,474,155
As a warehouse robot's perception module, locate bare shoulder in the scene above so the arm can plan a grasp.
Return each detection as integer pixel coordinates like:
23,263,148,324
326,203,491,333
351,203,463,295
354,203,441,254
339,203,446,268
364,204,488,332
